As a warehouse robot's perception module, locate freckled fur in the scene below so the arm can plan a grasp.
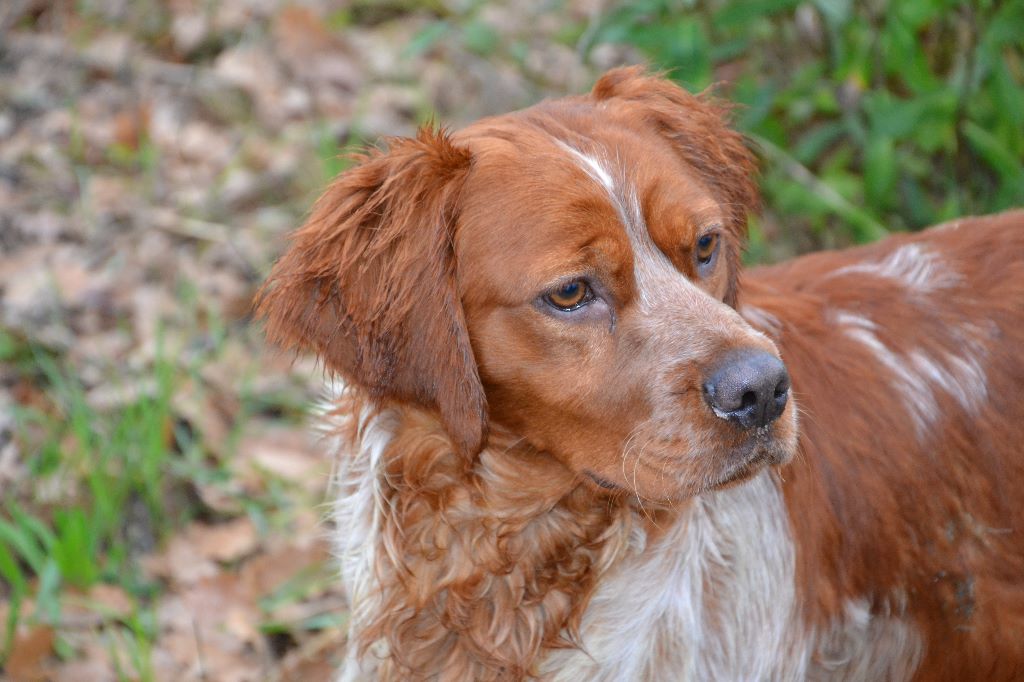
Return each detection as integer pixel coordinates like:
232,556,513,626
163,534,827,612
828,243,962,292
746,213,1024,680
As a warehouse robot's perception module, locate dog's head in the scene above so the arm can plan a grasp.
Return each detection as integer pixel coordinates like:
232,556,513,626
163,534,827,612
258,67,797,502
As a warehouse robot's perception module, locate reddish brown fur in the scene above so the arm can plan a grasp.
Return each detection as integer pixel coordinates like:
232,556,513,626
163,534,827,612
745,215,1024,678
337,400,634,680
258,67,1024,680
257,129,486,455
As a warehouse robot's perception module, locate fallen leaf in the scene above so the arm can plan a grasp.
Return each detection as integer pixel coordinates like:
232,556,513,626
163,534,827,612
190,517,260,564
61,583,136,627
235,425,328,492
238,540,330,598
142,533,218,586
112,103,151,151
5,624,54,682
154,571,268,681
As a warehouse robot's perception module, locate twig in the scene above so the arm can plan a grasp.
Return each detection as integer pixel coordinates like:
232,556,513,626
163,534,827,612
192,617,207,681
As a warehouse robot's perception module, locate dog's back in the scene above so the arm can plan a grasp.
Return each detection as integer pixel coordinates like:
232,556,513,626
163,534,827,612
744,210,1024,679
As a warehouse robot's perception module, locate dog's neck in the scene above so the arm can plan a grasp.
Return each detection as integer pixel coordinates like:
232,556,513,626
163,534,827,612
540,467,804,680
330,395,802,680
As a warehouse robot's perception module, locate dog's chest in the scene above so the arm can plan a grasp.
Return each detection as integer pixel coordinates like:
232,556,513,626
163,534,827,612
540,472,925,682
540,471,806,681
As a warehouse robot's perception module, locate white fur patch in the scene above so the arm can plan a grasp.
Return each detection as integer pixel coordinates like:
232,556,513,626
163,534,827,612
740,304,783,338
554,139,691,312
325,394,393,681
808,596,923,681
834,311,988,437
565,147,616,196
540,471,809,680
829,243,961,292
554,142,632,229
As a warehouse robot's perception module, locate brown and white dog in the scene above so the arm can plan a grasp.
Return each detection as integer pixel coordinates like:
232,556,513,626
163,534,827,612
258,67,1024,680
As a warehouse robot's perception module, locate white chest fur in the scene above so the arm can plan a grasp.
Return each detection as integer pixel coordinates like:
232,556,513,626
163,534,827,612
540,471,806,681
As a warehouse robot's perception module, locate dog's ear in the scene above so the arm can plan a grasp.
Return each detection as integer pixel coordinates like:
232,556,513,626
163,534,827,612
257,128,486,456
591,66,759,306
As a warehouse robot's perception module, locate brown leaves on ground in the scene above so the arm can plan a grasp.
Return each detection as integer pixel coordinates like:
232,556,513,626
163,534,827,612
4,512,343,682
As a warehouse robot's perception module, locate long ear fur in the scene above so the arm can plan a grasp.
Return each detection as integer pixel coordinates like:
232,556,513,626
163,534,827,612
591,66,759,306
256,128,486,455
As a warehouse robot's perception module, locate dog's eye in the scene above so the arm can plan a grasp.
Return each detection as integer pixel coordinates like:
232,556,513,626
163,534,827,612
545,280,593,311
696,232,719,266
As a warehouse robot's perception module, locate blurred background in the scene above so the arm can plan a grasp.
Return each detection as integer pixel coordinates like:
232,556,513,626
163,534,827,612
1,0,1021,679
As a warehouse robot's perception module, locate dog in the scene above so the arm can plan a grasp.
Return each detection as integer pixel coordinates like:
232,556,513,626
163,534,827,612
257,66,1024,680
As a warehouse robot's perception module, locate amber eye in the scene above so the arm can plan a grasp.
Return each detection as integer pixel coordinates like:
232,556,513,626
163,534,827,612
696,232,719,265
545,280,592,311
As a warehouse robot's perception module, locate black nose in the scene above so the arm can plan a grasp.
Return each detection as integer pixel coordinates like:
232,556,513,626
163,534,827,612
703,350,790,429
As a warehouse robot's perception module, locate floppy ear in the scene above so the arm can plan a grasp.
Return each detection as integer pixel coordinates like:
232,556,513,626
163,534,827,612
257,128,486,456
591,66,759,306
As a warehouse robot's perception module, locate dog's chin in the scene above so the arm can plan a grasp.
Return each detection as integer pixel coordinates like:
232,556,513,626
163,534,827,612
573,425,794,499
709,451,774,490
707,436,795,491
579,435,795,503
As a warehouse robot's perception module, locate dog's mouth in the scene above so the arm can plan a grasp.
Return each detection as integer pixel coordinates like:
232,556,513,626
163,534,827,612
584,469,624,491
714,451,770,488
711,434,792,489
580,430,793,498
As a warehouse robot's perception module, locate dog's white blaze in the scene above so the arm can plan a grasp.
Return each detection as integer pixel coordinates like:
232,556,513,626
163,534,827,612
563,145,616,196
553,138,783,481
553,140,694,312
835,311,988,438
553,139,762,369
829,243,961,292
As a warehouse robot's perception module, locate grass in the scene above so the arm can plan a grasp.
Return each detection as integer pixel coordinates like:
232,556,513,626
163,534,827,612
0,328,177,674
0,310,313,676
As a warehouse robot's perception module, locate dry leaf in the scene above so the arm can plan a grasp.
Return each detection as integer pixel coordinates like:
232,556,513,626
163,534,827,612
5,625,55,682
112,103,151,151
237,540,330,599
190,517,260,564
61,583,136,627
153,571,268,681
235,425,327,493
142,533,218,586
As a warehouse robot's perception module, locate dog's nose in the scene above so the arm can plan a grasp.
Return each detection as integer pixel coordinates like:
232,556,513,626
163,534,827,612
703,351,790,429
